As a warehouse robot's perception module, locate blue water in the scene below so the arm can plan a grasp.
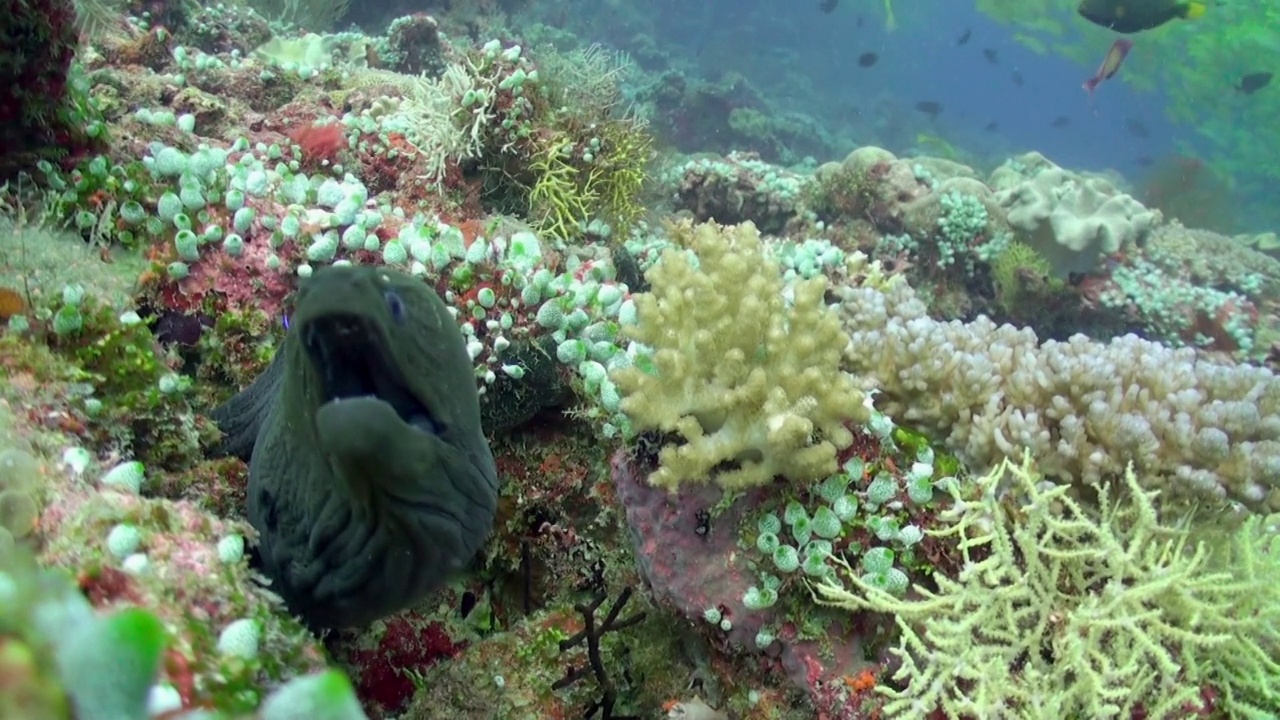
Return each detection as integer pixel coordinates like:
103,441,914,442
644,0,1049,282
520,0,1260,231
694,2,1179,173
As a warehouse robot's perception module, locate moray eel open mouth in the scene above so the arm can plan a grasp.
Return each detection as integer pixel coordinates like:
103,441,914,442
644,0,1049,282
303,314,441,436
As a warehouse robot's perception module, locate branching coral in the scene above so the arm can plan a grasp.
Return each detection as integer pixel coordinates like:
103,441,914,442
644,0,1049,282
611,219,867,491
356,40,652,237
525,116,651,239
584,119,652,232
811,452,1280,719
528,132,598,241
838,271,1280,512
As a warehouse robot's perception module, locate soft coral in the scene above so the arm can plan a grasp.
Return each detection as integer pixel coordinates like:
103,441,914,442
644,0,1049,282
0,0,87,170
290,122,347,171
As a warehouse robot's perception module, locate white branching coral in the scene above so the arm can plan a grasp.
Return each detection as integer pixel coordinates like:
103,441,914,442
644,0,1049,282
810,453,1280,719
611,220,867,491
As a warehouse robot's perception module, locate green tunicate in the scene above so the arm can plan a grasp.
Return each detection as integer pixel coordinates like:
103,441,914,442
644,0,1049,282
156,192,183,222
120,201,147,225
811,506,842,539
62,284,84,306
223,234,245,256
555,339,586,365
52,305,82,335
233,207,255,233
60,607,169,720
0,491,38,539
341,225,364,250
174,230,200,261
772,545,799,573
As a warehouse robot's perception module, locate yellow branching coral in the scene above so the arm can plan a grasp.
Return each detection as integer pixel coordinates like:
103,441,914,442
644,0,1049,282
528,133,597,240
611,220,867,491
528,121,652,240
583,119,651,234
810,452,1280,719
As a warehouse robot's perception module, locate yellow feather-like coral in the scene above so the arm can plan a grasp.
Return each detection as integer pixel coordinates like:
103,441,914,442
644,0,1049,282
810,452,1280,719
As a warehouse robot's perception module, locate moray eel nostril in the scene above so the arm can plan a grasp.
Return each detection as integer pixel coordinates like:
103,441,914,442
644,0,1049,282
207,265,499,629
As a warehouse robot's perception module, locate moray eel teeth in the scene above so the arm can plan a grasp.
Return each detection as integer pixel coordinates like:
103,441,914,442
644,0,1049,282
301,314,440,435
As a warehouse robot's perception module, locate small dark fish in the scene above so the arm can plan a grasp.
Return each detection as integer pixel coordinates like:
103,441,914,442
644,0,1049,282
856,15,864,27
858,52,879,68
984,121,999,132
1135,156,1154,167
983,48,999,64
1011,71,1024,86
1051,116,1071,128
1125,118,1150,137
819,0,838,13
957,29,972,45
1083,38,1133,94
1239,71,1273,95
915,101,943,117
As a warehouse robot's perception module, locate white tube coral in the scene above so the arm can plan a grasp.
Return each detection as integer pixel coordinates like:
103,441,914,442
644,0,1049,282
838,275,1280,512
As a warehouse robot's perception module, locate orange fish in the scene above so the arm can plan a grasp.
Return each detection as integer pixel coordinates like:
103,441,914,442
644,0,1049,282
1083,38,1133,94
0,287,25,320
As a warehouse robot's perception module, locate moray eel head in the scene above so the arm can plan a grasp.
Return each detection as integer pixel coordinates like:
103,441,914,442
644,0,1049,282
300,311,440,437
286,266,453,445
212,265,499,629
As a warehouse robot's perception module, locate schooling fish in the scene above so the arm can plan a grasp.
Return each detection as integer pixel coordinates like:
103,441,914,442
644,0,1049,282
1125,118,1150,137
209,265,500,628
1077,0,1207,34
1239,72,1273,95
915,101,943,117
1083,38,1134,94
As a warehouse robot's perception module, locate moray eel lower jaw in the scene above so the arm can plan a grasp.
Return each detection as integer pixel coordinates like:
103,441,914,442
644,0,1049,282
302,313,440,436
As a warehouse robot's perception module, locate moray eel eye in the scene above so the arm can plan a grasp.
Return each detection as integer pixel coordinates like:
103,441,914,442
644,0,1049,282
302,314,440,435
384,290,406,324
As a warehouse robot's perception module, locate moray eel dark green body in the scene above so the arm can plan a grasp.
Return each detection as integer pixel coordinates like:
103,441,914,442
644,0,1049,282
208,266,499,628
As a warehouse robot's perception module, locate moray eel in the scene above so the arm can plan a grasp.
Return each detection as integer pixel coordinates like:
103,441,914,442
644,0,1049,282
208,265,499,628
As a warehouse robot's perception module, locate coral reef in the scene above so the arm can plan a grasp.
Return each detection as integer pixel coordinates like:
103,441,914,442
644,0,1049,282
611,219,867,491
0,0,99,169
671,152,809,235
838,273,1280,512
1,0,1277,717
813,452,1280,719
991,151,1162,279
